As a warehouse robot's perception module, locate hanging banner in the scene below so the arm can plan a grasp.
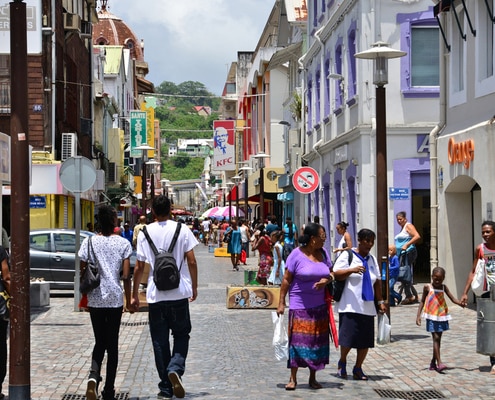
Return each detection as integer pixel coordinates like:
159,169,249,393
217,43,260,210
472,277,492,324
213,120,235,171
130,110,147,157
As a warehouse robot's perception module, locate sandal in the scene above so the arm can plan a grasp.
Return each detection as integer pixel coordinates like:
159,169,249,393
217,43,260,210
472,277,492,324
352,366,369,380
285,380,297,391
436,363,448,372
429,359,437,371
309,380,322,389
337,360,347,379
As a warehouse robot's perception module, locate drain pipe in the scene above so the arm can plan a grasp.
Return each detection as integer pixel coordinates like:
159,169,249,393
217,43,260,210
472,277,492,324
314,139,323,219
429,12,448,268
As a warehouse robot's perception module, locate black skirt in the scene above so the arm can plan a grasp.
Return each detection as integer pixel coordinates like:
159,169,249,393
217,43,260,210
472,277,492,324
338,312,375,349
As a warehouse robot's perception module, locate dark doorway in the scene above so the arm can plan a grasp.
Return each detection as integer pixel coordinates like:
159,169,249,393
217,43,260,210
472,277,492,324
412,189,431,282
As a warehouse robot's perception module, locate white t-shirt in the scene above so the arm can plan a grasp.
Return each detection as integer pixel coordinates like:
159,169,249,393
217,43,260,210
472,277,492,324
137,220,198,303
332,249,379,316
78,235,132,308
201,219,211,232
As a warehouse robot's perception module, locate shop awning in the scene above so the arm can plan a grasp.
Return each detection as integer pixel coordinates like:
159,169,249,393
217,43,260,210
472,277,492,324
267,42,302,71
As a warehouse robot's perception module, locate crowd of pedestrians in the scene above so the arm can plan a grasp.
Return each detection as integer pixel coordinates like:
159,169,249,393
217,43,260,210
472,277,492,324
1,207,495,399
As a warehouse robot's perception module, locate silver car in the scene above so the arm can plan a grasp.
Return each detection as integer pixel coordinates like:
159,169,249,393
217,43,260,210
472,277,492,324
29,229,95,289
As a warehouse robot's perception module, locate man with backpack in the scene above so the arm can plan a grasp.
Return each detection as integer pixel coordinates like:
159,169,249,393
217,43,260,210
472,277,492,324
131,195,199,399
283,217,298,261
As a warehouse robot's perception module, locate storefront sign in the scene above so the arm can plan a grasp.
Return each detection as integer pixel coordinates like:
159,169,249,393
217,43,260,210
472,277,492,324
30,196,46,208
389,188,409,200
447,137,474,168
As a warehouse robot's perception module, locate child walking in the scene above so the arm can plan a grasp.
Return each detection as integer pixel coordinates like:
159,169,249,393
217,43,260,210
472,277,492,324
267,231,285,285
388,245,402,306
416,266,465,372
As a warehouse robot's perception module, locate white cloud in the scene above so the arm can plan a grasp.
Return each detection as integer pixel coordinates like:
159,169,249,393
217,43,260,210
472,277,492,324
106,0,274,94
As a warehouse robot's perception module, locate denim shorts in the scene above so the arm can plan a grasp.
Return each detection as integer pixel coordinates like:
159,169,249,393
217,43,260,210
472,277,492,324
426,319,450,333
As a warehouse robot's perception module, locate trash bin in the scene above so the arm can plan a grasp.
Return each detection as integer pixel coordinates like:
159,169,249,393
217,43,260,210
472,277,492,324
476,298,495,356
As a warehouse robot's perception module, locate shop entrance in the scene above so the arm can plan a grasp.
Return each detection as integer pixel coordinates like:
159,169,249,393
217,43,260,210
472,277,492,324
412,189,431,282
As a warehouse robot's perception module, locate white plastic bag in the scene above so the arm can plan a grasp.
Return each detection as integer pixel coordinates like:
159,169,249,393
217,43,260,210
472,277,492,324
272,311,288,361
377,313,391,345
471,258,486,297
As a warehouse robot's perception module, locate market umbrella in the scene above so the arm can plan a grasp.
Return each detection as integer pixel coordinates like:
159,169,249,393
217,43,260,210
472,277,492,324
210,206,245,219
201,206,221,219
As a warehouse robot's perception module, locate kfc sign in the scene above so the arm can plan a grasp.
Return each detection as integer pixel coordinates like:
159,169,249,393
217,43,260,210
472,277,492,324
213,120,236,171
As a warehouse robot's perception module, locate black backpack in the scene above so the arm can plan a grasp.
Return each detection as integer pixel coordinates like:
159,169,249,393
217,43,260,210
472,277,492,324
142,223,182,291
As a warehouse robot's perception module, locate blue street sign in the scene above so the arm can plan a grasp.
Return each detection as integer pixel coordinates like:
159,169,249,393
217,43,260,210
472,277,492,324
389,188,409,200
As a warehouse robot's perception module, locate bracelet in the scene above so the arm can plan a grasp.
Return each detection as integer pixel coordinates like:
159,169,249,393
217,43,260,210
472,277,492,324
329,273,335,281
377,300,385,305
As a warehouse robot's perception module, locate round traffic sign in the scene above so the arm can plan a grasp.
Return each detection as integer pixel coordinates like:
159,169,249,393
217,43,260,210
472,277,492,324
292,167,320,194
59,156,96,193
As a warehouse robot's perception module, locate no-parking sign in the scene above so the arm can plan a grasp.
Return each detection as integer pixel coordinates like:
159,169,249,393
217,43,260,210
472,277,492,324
292,167,320,194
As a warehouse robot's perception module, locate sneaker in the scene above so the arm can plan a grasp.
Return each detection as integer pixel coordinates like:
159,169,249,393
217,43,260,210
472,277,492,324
86,378,97,400
168,371,185,398
157,392,173,400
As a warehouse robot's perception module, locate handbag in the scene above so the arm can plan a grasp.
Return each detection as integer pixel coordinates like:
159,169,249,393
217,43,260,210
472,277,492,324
328,249,353,302
0,278,10,321
397,251,412,283
271,311,288,361
471,245,486,296
223,229,232,244
80,237,101,294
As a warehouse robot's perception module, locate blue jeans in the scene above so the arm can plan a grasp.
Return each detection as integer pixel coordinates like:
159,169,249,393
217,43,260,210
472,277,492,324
389,278,402,305
149,299,192,395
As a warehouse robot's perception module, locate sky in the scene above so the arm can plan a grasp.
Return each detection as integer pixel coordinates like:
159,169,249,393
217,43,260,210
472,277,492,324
106,0,276,96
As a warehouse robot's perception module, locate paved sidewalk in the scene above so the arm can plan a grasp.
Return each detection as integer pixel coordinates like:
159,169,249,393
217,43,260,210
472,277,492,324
16,244,495,399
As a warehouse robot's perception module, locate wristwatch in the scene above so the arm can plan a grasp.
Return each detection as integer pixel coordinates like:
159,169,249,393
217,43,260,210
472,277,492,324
377,300,385,305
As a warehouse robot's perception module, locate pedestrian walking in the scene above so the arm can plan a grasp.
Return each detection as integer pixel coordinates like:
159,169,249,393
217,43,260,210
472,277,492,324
132,215,147,249
267,231,285,285
333,228,386,381
277,223,332,391
388,244,402,306
79,205,133,400
131,195,199,399
252,224,272,285
416,266,464,372
332,221,352,257
460,220,495,373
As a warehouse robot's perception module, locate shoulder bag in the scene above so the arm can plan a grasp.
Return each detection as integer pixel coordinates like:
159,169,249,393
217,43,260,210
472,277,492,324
471,245,486,297
80,237,101,294
328,249,353,302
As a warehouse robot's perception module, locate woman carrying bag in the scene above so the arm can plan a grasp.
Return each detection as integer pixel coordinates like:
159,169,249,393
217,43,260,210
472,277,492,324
79,205,133,400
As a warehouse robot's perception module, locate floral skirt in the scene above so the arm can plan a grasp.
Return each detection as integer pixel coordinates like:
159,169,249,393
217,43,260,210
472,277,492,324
257,254,273,279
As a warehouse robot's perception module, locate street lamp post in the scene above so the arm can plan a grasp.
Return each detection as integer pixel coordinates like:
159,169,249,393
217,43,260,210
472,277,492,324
253,152,270,223
355,41,406,322
239,165,252,222
134,144,156,222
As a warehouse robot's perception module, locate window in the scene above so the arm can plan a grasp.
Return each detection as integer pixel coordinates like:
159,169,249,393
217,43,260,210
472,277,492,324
347,24,357,102
0,55,10,114
324,59,330,117
450,6,466,106
411,27,439,86
398,11,439,97
475,0,495,98
334,42,343,111
315,70,321,123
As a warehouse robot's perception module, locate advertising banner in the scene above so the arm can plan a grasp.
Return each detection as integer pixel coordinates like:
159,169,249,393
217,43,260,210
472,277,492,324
213,120,235,171
130,111,147,157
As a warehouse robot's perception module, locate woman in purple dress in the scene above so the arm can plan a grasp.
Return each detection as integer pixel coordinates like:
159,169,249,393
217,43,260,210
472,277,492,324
277,223,333,391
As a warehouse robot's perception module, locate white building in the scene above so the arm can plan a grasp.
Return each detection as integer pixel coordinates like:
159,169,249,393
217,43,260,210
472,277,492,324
434,0,495,300
300,0,439,279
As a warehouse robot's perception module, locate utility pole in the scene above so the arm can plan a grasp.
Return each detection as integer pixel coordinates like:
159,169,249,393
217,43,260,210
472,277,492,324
9,1,31,398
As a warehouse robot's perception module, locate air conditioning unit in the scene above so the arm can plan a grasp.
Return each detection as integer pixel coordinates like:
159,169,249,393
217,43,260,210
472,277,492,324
63,13,81,32
61,133,77,161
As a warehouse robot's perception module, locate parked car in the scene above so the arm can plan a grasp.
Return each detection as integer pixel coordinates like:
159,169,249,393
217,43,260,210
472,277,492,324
29,229,95,289
29,229,137,290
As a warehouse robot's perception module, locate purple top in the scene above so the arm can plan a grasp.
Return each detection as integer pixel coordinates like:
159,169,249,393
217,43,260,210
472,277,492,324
286,247,332,310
